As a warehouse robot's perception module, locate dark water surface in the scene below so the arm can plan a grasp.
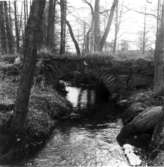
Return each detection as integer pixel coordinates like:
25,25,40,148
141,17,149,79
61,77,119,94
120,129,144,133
13,120,130,167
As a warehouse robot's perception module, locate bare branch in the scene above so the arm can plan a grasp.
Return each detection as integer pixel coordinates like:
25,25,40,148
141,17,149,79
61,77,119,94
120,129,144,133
99,9,110,14
124,5,157,18
82,0,94,16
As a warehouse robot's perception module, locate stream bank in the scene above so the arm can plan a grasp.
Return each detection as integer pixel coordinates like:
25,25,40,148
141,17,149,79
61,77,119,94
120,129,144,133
0,78,72,164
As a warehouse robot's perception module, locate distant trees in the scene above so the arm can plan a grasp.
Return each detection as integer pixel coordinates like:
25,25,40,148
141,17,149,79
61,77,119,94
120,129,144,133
0,0,28,54
120,40,129,51
0,2,14,54
4,2,14,54
137,30,149,53
0,0,160,57
0,0,120,55
135,3,148,54
83,0,118,53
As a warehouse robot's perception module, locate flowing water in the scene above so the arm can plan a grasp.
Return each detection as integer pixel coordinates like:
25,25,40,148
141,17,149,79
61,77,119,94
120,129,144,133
3,84,145,167
17,120,129,167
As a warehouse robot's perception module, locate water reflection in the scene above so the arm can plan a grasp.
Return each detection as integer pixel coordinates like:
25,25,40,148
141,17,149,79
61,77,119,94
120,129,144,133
65,85,95,109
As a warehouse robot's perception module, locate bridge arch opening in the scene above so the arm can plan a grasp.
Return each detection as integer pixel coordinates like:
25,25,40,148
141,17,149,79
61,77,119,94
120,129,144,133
57,72,123,120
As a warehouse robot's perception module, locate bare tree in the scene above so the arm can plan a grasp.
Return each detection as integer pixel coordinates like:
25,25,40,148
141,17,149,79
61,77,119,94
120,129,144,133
113,0,124,53
99,0,118,51
83,0,118,52
11,0,46,134
60,0,67,55
83,0,101,52
24,0,28,28
92,0,101,52
142,5,147,54
156,0,162,36
113,1,119,53
66,20,81,56
82,0,93,52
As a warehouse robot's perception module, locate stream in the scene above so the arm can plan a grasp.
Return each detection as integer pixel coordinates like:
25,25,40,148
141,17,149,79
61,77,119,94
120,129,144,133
4,83,146,167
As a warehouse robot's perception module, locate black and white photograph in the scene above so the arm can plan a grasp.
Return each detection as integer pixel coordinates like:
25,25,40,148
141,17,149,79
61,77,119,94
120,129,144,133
0,0,163,166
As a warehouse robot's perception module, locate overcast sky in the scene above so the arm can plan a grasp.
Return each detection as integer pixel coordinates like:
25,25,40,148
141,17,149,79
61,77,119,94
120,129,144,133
67,0,158,50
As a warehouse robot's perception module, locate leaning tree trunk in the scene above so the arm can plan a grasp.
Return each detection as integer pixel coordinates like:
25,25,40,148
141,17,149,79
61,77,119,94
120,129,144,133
99,0,118,51
154,1,164,95
60,0,67,55
66,20,81,56
10,0,46,134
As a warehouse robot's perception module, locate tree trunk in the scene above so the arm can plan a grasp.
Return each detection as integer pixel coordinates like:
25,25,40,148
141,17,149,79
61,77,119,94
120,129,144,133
99,0,118,51
157,0,161,33
4,2,14,54
11,0,46,134
87,0,101,52
14,1,20,53
82,0,94,53
66,20,81,56
113,2,119,53
142,6,147,54
0,2,8,54
60,0,67,55
93,0,101,52
154,0,164,95
85,29,91,53
82,22,87,53
46,0,56,49
24,0,28,28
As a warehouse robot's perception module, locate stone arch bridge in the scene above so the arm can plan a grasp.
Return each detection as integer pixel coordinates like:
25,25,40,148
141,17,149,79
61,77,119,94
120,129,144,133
0,55,154,96
36,56,154,96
